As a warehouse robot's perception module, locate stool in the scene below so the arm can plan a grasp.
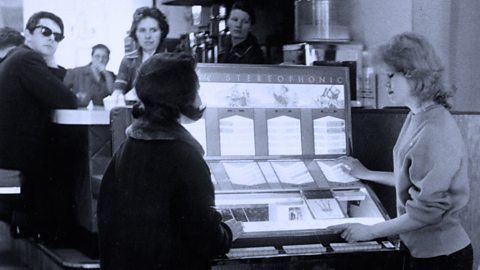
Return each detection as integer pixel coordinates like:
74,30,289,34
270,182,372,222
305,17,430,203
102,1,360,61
0,169,23,225
0,169,22,194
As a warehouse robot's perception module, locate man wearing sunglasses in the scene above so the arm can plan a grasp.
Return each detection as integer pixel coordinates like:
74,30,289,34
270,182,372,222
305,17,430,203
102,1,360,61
24,11,67,79
0,11,77,244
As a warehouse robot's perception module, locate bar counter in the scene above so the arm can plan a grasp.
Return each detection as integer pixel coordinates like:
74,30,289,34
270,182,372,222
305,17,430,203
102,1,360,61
51,107,114,235
52,107,110,125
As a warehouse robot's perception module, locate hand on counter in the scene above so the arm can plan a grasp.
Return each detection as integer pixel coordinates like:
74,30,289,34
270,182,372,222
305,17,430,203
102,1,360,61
111,89,124,100
76,92,92,107
103,89,126,110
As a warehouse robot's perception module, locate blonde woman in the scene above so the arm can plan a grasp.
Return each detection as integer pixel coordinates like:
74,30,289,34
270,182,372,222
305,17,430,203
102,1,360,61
330,32,473,270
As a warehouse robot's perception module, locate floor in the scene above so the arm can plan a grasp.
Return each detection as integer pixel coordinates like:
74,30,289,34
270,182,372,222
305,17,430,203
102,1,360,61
0,222,29,270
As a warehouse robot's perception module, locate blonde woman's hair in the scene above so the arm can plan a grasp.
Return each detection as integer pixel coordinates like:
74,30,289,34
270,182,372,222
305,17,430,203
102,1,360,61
374,32,454,109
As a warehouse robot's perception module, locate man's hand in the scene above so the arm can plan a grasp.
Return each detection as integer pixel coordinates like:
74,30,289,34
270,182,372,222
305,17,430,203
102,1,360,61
91,62,106,76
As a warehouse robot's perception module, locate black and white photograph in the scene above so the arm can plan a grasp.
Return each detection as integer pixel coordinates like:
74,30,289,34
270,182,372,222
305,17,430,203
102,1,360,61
0,0,478,269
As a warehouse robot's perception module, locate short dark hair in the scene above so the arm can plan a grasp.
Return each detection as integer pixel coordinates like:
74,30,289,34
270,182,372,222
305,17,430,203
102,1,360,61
229,0,256,24
25,11,64,35
91,44,110,56
129,7,169,52
0,27,24,50
135,53,203,125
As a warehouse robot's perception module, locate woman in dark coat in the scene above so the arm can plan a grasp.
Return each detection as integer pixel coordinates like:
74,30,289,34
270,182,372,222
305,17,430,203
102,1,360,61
97,52,243,270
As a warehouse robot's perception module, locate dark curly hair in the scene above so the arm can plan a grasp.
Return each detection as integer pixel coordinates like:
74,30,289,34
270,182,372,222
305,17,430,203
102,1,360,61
374,32,454,109
0,27,24,50
135,53,204,125
129,7,169,53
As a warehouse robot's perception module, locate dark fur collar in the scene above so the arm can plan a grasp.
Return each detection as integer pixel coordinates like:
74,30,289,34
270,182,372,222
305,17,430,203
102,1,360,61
126,117,205,156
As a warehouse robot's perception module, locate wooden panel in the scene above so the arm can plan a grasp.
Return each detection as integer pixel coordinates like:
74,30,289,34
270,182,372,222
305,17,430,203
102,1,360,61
454,114,480,270
351,109,408,218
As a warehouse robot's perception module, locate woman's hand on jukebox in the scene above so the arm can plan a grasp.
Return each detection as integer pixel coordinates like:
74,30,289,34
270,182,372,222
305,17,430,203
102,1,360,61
224,219,244,241
335,156,371,180
327,223,376,243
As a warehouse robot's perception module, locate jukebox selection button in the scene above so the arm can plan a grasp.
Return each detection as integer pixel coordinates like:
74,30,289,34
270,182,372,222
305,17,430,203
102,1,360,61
283,243,327,254
227,246,279,258
330,241,382,252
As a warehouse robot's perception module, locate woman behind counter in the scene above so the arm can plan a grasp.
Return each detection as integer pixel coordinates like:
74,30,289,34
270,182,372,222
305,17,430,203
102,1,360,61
329,32,473,270
218,0,265,64
112,6,169,97
97,52,243,270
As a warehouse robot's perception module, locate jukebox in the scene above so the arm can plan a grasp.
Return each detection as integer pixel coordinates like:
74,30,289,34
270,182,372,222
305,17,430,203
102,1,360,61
190,64,406,269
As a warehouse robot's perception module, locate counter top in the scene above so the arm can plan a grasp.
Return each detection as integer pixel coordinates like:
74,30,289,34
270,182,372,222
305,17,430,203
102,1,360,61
52,107,110,125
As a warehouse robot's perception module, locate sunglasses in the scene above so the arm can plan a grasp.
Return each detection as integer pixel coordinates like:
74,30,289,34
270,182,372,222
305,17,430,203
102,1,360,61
34,25,64,42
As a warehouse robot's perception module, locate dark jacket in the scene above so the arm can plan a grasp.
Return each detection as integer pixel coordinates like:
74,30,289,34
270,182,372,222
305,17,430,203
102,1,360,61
64,64,115,106
0,45,77,176
113,50,143,93
114,45,167,93
97,119,232,270
48,65,67,81
218,33,265,64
